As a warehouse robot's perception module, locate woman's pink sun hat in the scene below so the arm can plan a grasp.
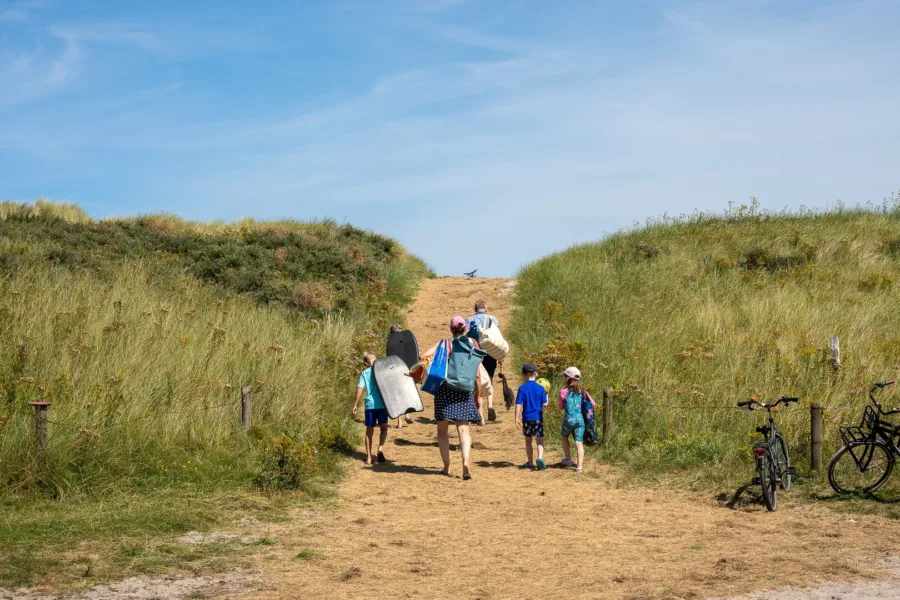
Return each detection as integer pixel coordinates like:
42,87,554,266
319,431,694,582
450,316,466,328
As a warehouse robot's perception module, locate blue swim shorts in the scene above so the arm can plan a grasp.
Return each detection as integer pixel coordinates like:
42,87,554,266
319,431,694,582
365,408,390,427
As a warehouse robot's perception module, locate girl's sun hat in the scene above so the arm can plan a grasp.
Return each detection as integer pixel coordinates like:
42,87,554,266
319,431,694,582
563,366,581,380
450,316,466,328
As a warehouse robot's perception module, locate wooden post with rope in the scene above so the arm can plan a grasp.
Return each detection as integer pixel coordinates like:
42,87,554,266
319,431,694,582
241,386,252,430
829,336,841,375
810,402,823,473
30,402,52,453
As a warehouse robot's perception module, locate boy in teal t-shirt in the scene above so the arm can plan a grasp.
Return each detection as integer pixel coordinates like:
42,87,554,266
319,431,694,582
352,353,390,465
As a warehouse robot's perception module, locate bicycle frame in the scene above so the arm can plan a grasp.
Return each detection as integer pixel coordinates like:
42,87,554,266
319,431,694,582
739,395,797,510
841,382,900,469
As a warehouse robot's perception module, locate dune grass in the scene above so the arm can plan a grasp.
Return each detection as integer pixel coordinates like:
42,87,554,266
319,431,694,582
511,199,900,505
0,201,430,589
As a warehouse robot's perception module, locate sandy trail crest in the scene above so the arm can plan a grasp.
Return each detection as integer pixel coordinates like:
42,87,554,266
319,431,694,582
247,277,900,600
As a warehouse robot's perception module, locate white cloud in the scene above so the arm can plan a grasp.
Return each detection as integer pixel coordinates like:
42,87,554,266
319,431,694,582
0,36,82,108
0,0,42,22
48,22,168,55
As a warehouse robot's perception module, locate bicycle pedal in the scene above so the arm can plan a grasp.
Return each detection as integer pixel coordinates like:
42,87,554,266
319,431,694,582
751,477,760,485
788,466,796,475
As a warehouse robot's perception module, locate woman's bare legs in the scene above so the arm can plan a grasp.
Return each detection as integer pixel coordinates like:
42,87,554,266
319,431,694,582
437,420,451,474
456,421,472,477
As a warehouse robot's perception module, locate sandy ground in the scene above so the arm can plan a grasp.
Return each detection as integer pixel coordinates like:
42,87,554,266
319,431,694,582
711,558,900,599
245,277,900,600
7,277,899,600
0,571,256,600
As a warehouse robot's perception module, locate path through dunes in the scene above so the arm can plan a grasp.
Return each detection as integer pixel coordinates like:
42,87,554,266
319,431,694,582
247,277,900,600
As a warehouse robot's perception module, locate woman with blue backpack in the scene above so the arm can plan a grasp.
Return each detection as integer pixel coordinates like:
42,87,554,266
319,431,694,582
420,316,486,480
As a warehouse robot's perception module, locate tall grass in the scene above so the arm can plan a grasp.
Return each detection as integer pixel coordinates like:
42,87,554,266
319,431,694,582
0,199,91,223
0,201,431,497
1,261,344,494
511,199,900,489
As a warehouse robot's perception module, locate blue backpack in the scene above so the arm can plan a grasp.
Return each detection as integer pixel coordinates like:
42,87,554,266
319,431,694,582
445,336,487,392
582,391,598,446
467,314,490,342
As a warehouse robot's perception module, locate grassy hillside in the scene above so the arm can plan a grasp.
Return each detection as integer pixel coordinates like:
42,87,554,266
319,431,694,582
0,200,430,588
511,200,900,495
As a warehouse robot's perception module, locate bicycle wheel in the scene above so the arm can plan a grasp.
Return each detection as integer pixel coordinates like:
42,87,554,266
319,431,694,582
758,455,777,511
828,441,895,495
775,433,791,492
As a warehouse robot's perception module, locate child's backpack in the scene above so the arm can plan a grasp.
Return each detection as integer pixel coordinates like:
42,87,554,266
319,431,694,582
467,316,483,342
582,391,599,446
445,336,487,392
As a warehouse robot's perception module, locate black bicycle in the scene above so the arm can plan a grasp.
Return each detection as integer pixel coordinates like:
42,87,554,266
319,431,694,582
828,380,900,495
737,395,798,511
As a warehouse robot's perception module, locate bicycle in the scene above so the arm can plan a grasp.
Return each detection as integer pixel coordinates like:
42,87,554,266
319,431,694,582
737,395,798,511
828,380,900,495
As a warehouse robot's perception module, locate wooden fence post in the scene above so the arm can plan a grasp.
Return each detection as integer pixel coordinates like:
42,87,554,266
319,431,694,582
30,402,52,452
810,402,823,473
602,388,613,444
829,336,841,373
241,386,252,430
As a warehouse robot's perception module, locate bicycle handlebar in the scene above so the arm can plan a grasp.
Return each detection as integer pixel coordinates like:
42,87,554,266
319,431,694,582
737,396,798,409
870,381,898,414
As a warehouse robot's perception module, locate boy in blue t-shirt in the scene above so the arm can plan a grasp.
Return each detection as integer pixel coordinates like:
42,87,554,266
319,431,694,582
352,353,390,465
515,363,548,470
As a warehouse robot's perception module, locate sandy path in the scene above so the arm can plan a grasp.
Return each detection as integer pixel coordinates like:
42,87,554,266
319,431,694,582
246,277,900,600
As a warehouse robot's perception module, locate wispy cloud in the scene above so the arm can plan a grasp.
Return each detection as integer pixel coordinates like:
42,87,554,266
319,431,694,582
48,22,168,55
0,0,42,22
0,36,82,108
1,18,173,109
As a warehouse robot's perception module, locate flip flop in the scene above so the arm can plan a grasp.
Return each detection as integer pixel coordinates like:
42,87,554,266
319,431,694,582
520,462,535,470
536,458,547,470
574,468,584,473
462,473,472,481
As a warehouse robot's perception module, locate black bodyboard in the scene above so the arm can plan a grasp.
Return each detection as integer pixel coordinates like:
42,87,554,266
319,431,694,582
386,330,420,369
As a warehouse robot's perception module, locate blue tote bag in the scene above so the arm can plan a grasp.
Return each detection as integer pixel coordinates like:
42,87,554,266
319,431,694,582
422,340,449,396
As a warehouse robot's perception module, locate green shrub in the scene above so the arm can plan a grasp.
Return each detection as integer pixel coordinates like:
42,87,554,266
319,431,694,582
254,435,319,490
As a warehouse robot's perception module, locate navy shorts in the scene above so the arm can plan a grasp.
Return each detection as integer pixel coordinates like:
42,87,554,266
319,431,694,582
522,420,544,438
365,408,389,427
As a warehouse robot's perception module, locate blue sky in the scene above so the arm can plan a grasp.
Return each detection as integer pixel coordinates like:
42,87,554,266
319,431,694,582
2,0,899,276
